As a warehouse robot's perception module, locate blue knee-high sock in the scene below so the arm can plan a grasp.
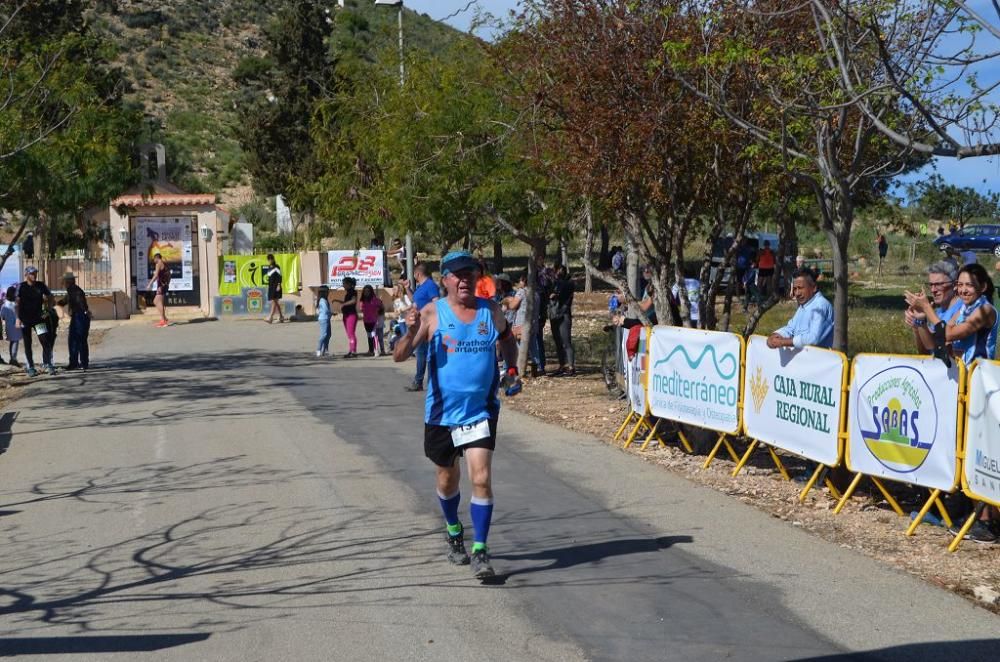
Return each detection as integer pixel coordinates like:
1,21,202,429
437,490,462,536
470,496,494,552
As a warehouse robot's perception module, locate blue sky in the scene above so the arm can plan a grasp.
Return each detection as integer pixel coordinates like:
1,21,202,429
405,0,1000,196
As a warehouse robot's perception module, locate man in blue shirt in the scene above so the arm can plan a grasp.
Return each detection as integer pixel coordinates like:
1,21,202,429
393,251,521,579
767,268,834,350
405,263,440,391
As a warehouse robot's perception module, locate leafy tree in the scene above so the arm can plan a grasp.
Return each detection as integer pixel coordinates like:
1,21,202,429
906,174,999,228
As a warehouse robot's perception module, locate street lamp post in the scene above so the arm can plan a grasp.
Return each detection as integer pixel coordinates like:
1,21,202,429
199,224,213,311
117,226,128,320
376,0,413,284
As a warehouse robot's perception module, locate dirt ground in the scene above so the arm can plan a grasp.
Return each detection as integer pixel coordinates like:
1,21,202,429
509,307,1000,614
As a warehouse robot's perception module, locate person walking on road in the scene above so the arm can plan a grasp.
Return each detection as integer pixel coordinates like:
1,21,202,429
316,285,332,357
548,264,576,376
393,250,521,579
147,253,171,327
16,265,56,376
265,254,286,324
2,286,21,367
338,277,359,358
59,273,91,371
405,263,440,391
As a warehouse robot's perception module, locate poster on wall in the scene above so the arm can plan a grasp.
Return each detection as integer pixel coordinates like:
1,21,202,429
847,354,961,491
742,336,845,466
217,254,300,296
646,326,742,434
963,360,1000,506
328,250,386,289
134,217,193,291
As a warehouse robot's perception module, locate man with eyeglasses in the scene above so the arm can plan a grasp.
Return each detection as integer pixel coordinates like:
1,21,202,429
905,261,962,353
393,250,521,580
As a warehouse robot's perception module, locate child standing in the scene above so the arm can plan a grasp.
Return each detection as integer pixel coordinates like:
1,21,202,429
2,286,20,366
339,277,358,358
359,285,384,356
316,285,331,357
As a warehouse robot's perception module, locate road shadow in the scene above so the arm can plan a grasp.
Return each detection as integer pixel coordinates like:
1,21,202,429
789,638,1000,662
0,633,210,655
0,411,16,456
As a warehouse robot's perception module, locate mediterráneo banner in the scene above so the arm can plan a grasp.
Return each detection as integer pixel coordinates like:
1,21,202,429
647,326,742,434
963,360,1000,507
742,336,846,466
847,354,962,491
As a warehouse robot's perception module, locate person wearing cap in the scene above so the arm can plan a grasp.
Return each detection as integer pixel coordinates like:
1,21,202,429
57,273,91,371
404,263,440,391
16,265,56,377
393,250,521,580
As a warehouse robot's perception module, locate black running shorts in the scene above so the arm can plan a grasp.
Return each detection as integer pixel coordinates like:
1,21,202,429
424,418,497,467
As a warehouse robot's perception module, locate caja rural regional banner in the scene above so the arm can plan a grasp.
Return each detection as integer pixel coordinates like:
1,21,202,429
742,337,846,466
963,360,1000,507
328,250,386,289
219,254,300,296
135,217,193,291
847,355,962,491
647,326,742,434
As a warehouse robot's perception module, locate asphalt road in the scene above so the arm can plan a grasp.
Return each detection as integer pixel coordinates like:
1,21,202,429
0,319,997,661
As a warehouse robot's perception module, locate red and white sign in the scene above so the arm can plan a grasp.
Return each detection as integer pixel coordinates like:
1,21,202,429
327,250,385,289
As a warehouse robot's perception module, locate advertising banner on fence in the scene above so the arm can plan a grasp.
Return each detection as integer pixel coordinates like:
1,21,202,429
742,336,845,466
135,217,193,291
328,250,386,289
847,354,961,491
647,326,742,434
964,360,1000,506
218,254,300,296
625,327,649,416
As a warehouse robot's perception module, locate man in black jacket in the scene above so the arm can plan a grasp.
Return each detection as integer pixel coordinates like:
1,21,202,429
17,265,55,377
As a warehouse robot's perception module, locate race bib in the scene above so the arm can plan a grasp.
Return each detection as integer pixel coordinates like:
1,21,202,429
33,323,48,336
450,419,490,448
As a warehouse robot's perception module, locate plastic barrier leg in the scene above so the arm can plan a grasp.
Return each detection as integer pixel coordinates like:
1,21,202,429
871,478,905,517
906,488,941,536
731,439,760,477
833,473,864,514
948,502,984,553
639,418,664,451
766,446,791,481
798,463,826,502
623,417,647,449
933,494,953,529
676,430,694,454
613,411,635,442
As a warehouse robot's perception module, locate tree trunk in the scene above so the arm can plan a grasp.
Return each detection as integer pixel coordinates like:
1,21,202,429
583,200,593,293
560,236,569,268
828,226,851,353
493,237,504,274
598,222,610,270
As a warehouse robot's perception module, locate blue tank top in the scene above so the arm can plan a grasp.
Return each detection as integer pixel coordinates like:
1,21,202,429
952,296,999,366
425,298,501,427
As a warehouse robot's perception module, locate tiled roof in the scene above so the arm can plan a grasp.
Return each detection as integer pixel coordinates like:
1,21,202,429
112,193,217,207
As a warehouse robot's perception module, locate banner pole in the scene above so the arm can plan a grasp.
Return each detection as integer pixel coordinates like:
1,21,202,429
613,412,635,441
870,478,905,516
833,473,864,514
798,463,826,502
731,439,760,477
905,488,941,536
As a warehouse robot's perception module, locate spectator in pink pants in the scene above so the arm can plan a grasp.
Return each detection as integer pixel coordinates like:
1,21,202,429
339,276,359,358
359,285,386,356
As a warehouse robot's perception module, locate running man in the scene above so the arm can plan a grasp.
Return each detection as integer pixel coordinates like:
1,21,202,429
147,253,171,327
393,250,521,579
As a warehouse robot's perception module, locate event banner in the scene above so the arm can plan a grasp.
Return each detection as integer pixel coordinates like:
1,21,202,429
742,336,845,466
847,354,961,491
328,250,386,289
135,217,193,291
647,326,742,434
218,254,300,296
626,327,649,416
963,360,1000,506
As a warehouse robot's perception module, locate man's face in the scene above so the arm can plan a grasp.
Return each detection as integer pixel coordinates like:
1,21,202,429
927,272,955,306
445,268,480,299
26,271,36,284
791,277,816,305
63,278,74,289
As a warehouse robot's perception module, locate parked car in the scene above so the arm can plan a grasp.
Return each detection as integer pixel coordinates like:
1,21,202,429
933,224,1000,257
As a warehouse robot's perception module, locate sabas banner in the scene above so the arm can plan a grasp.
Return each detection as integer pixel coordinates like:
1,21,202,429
647,326,742,434
847,354,961,491
742,336,845,466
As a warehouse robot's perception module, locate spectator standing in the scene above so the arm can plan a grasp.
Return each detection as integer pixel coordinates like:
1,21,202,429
611,246,625,274
877,233,888,275
146,253,170,327
742,261,761,312
359,285,385,356
316,285,331,357
265,253,285,324
548,264,576,376
532,256,555,376
17,265,56,376
672,277,701,327
388,239,407,271
22,231,34,259
905,261,962,354
339,276,359,358
1,286,20,366
475,260,497,300
506,273,527,344
757,240,776,297
766,268,834,350
59,273,91,371
406,263,440,391
390,279,413,350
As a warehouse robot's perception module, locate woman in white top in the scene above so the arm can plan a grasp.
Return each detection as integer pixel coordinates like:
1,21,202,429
1,285,22,366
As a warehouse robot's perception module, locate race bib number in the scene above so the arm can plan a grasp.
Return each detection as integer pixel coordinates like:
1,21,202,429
33,323,48,336
450,419,490,448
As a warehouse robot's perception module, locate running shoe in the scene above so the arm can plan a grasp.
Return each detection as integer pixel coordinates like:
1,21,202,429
404,382,423,392
25,366,37,378
446,530,470,565
315,350,323,357
470,548,495,579
155,320,169,328
46,364,56,376
950,521,998,544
